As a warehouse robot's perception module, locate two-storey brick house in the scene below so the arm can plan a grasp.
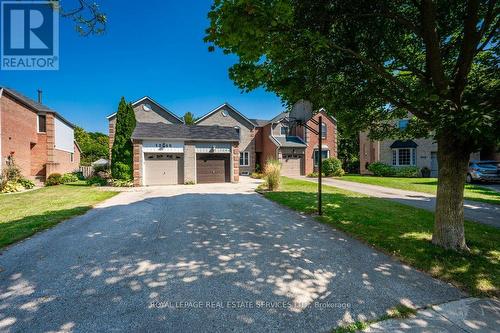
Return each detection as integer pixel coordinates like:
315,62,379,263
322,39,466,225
108,97,338,186
0,87,81,182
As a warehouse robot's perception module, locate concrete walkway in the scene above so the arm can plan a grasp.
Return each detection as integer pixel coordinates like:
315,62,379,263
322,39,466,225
294,177,500,228
364,297,500,333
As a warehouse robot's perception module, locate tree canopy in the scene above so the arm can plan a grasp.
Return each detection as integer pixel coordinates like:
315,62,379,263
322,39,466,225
205,0,499,250
74,127,108,165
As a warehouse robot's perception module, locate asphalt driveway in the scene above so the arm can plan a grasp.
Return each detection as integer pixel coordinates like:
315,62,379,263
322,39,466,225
0,178,463,332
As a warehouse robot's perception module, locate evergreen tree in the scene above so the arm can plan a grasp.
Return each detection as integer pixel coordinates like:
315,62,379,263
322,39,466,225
111,97,136,179
183,111,195,125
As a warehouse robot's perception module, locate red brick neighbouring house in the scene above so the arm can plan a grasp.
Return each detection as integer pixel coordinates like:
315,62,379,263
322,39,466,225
0,87,81,182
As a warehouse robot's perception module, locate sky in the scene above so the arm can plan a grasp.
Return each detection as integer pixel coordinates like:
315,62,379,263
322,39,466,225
0,0,284,133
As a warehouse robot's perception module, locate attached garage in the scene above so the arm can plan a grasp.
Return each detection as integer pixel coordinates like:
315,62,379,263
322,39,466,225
196,154,230,183
144,153,184,185
281,154,304,176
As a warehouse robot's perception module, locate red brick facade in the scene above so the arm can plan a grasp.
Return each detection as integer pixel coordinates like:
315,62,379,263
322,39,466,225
1,91,80,181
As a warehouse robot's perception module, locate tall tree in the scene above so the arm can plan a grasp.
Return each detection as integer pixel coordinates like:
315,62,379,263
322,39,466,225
74,126,109,165
183,111,196,125
206,0,500,251
111,98,136,180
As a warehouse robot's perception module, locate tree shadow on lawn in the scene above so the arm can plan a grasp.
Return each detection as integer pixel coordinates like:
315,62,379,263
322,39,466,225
0,206,93,249
264,190,500,298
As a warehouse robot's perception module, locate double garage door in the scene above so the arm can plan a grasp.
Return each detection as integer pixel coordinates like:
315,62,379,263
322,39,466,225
144,153,184,185
143,153,230,185
196,154,230,183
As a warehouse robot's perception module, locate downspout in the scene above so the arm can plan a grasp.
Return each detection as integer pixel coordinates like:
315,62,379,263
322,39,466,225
0,88,3,175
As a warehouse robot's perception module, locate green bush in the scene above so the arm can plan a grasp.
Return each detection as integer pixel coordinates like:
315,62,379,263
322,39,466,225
306,172,325,178
421,167,431,178
264,159,281,191
1,181,25,193
322,158,345,177
393,166,420,177
111,162,132,180
86,176,107,186
45,173,63,186
109,179,133,187
368,162,420,177
18,178,35,189
61,173,79,183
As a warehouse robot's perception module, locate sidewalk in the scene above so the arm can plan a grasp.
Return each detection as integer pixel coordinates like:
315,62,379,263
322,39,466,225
364,298,500,333
294,176,500,228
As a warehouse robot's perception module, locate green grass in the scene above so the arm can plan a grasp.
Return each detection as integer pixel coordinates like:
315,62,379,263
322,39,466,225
332,305,417,333
0,182,118,248
337,175,500,205
264,177,500,297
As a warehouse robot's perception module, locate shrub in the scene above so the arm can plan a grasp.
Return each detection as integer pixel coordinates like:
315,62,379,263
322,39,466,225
18,178,35,189
368,162,420,177
1,181,25,193
264,159,281,191
184,180,196,185
86,176,107,186
393,166,420,178
322,158,345,177
255,163,262,173
250,172,264,179
93,164,108,174
307,172,326,178
109,179,133,187
61,173,79,183
421,167,431,178
111,162,132,180
45,173,63,186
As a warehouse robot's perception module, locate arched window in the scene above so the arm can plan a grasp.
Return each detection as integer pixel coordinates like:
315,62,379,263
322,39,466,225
321,122,327,139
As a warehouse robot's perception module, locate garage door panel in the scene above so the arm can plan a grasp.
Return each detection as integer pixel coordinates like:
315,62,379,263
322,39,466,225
281,155,303,176
197,154,230,183
144,154,184,185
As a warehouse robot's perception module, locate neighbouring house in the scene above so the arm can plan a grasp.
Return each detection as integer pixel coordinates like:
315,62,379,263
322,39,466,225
359,117,484,177
107,97,338,186
0,87,81,182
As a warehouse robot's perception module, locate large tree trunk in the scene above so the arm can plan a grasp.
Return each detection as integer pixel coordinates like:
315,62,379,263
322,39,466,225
432,136,471,251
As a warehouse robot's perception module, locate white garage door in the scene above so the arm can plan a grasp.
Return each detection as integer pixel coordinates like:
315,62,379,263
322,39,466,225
281,154,303,176
144,153,184,185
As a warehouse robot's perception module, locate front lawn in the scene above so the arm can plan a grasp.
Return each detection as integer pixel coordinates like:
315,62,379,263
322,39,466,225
0,182,118,248
263,177,499,297
337,175,500,205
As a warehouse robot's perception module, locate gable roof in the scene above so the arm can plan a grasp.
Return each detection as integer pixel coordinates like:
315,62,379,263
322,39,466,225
250,118,269,127
106,96,184,123
194,103,255,128
132,122,239,142
0,86,76,128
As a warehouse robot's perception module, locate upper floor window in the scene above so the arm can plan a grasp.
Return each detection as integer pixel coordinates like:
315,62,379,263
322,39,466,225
321,123,327,139
38,115,46,132
398,119,409,129
234,126,240,138
280,126,288,135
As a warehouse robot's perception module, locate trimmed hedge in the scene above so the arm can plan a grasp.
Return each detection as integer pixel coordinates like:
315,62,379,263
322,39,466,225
367,162,420,177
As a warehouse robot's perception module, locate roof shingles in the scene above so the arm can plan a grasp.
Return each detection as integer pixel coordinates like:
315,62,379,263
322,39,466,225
132,122,240,142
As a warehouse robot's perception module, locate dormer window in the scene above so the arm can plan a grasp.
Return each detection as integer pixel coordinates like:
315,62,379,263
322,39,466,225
280,126,288,135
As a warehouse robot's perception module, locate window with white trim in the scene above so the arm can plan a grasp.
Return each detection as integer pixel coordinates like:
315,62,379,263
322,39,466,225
321,122,327,139
392,148,416,166
314,149,329,166
239,151,250,166
280,126,288,135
